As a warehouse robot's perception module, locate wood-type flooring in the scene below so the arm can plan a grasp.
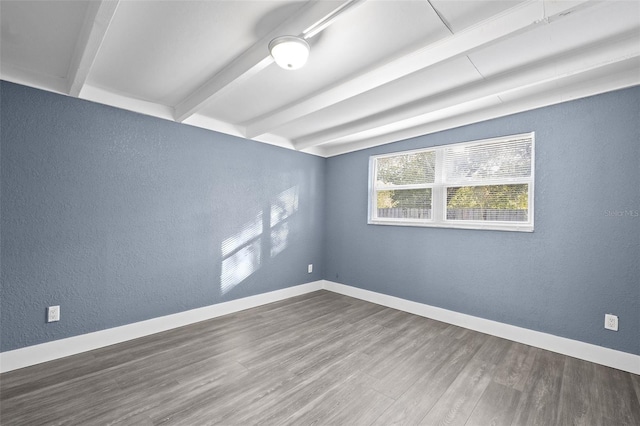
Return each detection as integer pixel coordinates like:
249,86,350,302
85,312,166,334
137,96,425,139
1,290,639,425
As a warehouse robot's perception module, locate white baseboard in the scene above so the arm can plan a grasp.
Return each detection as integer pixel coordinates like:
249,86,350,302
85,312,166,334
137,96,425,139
321,280,640,375
0,281,323,373
2,280,638,375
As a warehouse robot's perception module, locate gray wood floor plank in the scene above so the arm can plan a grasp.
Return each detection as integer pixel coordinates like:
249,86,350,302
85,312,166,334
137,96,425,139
418,336,510,425
371,330,487,425
360,307,419,329
107,413,155,426
472,334,513,364
441,323,476,340
233,310,348,367
337,299,389,324
632,372,640,406
0,351,101,401
368,331,447,399
283,370,393,426
556,357,597,425
364,326,437,382
465,382,521,426
54,357,246,424
592,363,640,426
364,316,450,381
150,368,298,425
1,290,638,426
223,351,373,425
115,351,248,393
1,373,124,425
492,341,537,392
358,313,445,360
510,348,565,426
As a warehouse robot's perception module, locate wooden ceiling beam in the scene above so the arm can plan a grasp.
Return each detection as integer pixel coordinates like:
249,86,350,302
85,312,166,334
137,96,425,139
173,0,365,124
245,0,595,143
293,29,640,150
67,0,120,97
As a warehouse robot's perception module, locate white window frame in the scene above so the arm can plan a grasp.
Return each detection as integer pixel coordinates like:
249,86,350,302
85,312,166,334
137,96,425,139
368,132,535,232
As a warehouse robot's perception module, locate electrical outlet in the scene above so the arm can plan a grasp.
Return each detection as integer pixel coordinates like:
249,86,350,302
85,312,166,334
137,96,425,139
308,264,313,273
604,314,618,331
47,305,60,323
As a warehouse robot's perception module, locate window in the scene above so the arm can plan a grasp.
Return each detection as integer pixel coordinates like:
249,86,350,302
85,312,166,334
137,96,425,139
369,133,534,232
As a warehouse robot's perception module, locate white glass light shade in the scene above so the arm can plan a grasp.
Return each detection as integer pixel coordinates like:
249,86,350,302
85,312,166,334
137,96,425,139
269,36,310,70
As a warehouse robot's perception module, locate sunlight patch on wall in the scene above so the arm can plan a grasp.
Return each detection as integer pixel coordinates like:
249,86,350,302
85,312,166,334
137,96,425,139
221,213,262,257
219,185,299,296
271,222,290,259
270,186,299,258
220,213,262,295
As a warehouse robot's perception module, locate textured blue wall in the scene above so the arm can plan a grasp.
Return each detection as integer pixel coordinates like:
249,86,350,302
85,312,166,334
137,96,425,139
2,81,639,356
325,87,640,355
1,82,325,352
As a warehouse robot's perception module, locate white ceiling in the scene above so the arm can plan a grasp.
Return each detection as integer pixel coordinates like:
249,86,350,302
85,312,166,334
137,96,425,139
2,0,639,157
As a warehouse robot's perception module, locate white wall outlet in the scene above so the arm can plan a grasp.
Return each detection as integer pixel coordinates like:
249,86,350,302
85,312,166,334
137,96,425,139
604,314,618,331
308,264,313,273
47,305,60,323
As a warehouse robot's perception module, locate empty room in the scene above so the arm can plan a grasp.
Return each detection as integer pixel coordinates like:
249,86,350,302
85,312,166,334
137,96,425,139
1,0,639,424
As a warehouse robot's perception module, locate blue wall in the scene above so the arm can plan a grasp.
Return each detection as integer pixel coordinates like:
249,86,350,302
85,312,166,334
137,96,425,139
2,81,638,356
325,87,640,355
1,82,325,352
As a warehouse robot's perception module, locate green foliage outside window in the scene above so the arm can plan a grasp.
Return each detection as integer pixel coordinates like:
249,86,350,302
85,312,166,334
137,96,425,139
376,151,435,209
447,184,528,210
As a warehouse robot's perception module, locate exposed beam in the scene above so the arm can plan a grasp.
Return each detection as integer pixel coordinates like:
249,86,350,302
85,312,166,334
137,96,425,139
173,0,365,123
182,114,246,139
301,0,366,39
294,29,639,150
244,0,595,139
67,0,120,97
320,57,640,157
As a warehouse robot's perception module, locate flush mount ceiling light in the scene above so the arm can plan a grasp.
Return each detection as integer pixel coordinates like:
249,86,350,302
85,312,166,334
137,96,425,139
269,35,310,70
